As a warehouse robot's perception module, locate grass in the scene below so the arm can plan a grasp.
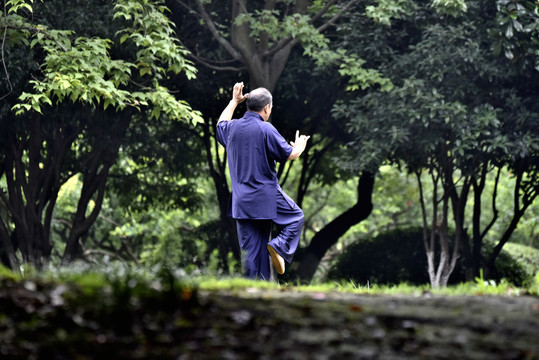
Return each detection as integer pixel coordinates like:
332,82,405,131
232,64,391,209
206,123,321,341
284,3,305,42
196,273,536,297
1,261,537,298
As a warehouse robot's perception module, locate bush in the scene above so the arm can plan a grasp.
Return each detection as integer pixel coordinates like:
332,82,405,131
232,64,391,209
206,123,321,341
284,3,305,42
327,227,430,286
492,242,539,286
327,227,535,287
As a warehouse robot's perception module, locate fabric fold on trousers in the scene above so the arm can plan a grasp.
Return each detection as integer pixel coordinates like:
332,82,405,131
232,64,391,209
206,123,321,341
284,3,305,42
236,187,304,279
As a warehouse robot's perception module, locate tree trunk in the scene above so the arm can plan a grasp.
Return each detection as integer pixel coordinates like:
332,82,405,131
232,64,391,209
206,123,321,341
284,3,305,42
62,112,131,263
231,0,297,92
0,111,79,269
485,168,537,276
418,169,460,288
202,118,240,270
295,171,374,283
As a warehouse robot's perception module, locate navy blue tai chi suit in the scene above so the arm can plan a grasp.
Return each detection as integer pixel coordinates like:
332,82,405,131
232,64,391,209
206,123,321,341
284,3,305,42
217,111,304,280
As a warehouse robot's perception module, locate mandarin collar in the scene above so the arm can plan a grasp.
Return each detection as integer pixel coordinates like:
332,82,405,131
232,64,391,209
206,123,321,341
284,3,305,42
244,111,264,122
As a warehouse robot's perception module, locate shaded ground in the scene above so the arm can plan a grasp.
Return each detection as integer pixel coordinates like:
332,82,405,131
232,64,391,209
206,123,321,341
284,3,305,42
0,278,538,359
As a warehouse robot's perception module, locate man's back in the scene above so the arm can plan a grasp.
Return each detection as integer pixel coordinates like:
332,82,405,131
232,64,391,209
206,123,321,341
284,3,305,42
217,111,292,219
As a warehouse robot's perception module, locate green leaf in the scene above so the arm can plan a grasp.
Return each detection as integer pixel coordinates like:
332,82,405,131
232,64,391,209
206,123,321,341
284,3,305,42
505,23,514,38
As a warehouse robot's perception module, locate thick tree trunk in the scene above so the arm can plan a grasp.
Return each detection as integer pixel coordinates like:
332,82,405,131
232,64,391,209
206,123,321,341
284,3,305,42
295,171,374,283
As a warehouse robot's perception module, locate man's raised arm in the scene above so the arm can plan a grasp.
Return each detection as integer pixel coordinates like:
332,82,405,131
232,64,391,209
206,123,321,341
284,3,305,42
218,82,248,123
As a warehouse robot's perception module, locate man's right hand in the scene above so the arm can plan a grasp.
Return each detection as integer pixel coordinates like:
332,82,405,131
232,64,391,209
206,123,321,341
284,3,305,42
232,82,248,104
219,82,248,122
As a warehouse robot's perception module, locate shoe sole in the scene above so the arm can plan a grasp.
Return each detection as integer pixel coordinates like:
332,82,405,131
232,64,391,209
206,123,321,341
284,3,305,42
267,244,285,275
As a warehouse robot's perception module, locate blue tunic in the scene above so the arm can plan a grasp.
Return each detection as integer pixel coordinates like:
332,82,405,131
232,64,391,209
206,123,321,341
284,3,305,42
216,111,293,220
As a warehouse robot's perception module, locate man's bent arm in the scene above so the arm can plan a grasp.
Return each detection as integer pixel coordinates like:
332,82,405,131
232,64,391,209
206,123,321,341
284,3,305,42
218,82,248,123
218,100,239,123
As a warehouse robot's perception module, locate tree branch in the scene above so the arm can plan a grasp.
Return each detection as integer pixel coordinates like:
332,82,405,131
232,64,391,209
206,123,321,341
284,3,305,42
190,0,242,60
259,0,276,52
309,0,339,25
480,166,500,239
1,0,13,101
262,0,355,58
416,171,430,252
8,25,68,51
189,51,246,72
315,0,355,33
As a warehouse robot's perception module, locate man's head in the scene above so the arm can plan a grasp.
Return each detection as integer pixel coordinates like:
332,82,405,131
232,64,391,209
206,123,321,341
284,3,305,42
246,87,273,121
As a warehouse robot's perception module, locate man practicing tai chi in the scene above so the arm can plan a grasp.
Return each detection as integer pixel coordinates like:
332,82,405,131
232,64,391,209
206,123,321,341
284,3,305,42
216,82,310,280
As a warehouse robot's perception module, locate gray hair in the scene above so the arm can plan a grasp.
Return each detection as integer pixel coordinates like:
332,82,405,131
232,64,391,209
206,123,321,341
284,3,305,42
246,87,272,112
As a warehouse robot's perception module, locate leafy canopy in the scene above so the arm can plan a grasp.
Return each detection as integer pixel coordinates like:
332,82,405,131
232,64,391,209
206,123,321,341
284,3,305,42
233,3,393,92
4,0,202,124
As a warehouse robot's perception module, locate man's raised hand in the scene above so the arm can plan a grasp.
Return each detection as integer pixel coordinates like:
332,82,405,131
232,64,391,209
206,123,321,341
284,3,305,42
291,130,311,148
288,130,311,160
232,82,248,104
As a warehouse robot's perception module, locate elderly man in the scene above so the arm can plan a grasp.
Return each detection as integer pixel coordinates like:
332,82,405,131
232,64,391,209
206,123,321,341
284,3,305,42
216,82,310,280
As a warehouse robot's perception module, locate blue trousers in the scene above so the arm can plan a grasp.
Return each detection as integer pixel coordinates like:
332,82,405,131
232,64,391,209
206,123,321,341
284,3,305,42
235,189,304,280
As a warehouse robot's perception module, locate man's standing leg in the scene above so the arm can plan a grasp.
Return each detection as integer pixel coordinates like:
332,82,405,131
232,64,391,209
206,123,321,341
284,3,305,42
236,219,272,280
267,189,304,273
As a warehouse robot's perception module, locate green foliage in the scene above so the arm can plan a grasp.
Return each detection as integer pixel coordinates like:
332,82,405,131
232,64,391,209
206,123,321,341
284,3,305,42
470,269,517,295
432,0,468,17
300,165,421,262
7,0,202,124
235,11,317,45
337,51,394,92
6,0,34,14
496,242,539,282
233,3,393,92
107,113,208,212
0,0,208,268
107,209,228,275
18,35,131,114
489,0,539,69
135,209,208,271
333,0,538,286
114,0,197,79
364,0,468,25
365,0,416,25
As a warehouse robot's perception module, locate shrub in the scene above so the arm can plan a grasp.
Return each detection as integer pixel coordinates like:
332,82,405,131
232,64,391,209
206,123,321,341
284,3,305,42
327,227,535,286
327,227,430,286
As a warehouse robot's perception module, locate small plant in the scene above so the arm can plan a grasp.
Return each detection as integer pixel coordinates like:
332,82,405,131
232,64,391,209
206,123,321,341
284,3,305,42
469,269,518,296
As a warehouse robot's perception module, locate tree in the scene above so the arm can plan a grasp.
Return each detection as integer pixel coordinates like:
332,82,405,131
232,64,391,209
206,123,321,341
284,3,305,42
337,0,538,286
0,0,201,268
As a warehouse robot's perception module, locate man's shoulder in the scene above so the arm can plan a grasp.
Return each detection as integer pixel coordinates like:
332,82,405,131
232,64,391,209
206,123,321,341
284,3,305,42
256,120,279,133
